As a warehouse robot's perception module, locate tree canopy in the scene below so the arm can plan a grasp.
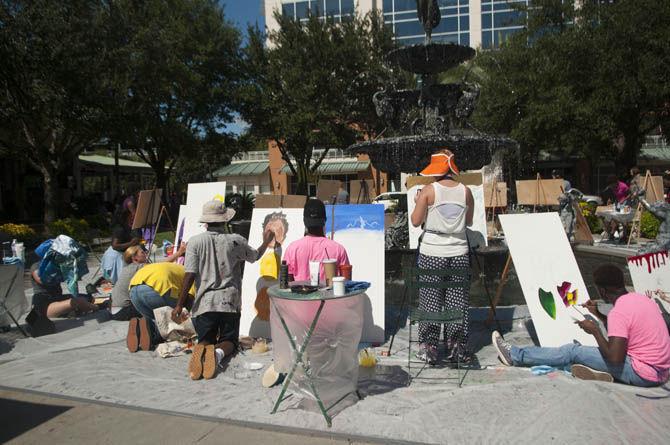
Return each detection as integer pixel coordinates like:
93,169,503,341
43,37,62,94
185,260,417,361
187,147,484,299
473,0,670,173
238,11,401,194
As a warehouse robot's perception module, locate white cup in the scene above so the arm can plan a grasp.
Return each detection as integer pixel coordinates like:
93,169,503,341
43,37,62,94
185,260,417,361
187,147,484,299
309,260,320,286
332,276,345,296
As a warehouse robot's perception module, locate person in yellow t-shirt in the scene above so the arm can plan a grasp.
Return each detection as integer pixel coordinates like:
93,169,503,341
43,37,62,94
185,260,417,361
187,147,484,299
127,262,195,351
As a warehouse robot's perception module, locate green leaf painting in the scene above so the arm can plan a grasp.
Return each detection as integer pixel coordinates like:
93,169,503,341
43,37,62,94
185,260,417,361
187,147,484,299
539,288,556,320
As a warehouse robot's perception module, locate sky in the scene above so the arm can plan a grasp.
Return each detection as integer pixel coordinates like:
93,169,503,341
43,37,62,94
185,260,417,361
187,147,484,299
220,0,265,31
219,1,264,135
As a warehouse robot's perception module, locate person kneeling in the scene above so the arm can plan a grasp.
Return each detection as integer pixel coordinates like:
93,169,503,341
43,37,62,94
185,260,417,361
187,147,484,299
127,262,194,352
492,264,670,386
172,200,274,380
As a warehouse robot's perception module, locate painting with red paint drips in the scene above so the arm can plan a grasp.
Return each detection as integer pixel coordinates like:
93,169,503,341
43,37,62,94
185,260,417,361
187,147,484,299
627,250,670,313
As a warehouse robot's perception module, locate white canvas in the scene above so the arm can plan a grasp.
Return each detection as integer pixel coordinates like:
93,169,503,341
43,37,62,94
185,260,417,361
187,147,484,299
407,183,487,249
498,213,597,347
181,181,227,242
173,205,188,248
240,205,385,343
627,251,670,312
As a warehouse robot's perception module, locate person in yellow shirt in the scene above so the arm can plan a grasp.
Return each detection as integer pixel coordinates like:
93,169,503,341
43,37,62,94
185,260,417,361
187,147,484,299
127,262,194,352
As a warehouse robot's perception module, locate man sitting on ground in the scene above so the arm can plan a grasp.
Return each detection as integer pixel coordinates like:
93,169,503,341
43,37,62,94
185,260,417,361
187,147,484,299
492,264,670,386
172,201,274,380
27,262,99,336
126,261,195,352
283,198,350,282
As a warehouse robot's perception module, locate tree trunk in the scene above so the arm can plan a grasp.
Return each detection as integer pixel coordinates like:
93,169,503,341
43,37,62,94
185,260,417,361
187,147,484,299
294,161,309,196
43,167,59,226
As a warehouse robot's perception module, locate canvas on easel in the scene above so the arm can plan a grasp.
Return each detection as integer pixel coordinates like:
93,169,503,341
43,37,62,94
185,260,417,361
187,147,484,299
627,250,670,312
132,189,163,230
181,181,227,242
349,179,375,204
515,177,564,207
499,213,597,347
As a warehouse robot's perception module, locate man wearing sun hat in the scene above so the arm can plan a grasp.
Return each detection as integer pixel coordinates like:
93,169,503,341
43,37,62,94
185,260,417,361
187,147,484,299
172,200,275,380
410,149,475,365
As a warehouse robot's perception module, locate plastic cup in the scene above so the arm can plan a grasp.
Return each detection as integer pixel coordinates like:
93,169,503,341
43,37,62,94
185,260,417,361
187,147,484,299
322,259,337,286
338,264,352,280
332,276,345,296
309,260,320,286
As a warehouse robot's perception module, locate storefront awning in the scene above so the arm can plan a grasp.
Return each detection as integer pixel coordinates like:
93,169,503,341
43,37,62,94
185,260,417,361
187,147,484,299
214,161,269,177
78,154,152,170
280,160,370,175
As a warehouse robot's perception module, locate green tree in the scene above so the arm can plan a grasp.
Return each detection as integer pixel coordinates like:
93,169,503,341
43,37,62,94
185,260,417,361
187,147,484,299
239,11,399,195
473,0,670,172
0,0,108,224
102,0,243,191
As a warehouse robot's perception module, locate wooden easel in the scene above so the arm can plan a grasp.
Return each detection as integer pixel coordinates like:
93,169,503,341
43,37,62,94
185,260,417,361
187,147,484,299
627,170,662,246
486,174,547,323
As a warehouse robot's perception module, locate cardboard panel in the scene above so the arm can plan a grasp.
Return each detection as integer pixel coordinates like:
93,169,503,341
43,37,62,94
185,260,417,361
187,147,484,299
405,175,435,189
349,179,376,204
316,179,341,204
645,176,665,203
455,172,483,186
254,194,307,209
515,179,564,206
132,189,162,229
483,182,508,208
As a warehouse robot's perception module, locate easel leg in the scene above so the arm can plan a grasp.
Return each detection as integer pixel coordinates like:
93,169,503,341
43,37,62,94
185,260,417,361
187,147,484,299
486,254,512,326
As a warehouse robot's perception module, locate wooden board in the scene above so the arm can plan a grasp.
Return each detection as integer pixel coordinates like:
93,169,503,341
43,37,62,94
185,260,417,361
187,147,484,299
316,179,341,204
132,189,162,229
515,179,564,206
254,194,307,209
483,182,507,208
349,179,376,204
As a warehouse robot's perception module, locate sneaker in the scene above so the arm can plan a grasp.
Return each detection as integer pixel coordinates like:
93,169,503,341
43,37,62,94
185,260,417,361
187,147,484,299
492,331,513,366
571,364,614,383
415,343,438,365
202,345,217,380
189,343,206,380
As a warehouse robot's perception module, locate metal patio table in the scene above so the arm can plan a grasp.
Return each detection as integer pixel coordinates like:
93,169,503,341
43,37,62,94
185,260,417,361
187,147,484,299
267,283,367,427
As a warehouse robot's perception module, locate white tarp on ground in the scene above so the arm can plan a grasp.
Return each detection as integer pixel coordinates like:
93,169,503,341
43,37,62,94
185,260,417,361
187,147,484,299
1,307,669,444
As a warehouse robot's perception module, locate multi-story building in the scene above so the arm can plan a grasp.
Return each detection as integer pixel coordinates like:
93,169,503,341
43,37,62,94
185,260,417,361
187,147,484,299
264,0,532,49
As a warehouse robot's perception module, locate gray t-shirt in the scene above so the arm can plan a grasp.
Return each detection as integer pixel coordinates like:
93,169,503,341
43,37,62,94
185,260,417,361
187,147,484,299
111,263,143,307
184,231,259,317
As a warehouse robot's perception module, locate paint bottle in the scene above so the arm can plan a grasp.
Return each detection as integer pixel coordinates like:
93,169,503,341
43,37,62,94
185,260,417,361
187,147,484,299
279,260,289,289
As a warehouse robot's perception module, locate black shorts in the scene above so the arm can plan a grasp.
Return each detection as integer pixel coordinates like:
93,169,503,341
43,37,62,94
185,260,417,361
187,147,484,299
192,312,240,346
32,292,70,311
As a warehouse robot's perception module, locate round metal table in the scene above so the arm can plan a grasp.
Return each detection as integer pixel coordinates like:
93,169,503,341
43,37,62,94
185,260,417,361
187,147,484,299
267,283,368,427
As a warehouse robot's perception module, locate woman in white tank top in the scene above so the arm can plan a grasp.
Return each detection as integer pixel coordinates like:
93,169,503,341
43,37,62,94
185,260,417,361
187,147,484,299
410,150,474,365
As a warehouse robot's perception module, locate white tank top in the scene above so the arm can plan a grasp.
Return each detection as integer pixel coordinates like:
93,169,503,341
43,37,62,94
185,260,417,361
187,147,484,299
419,182,469,257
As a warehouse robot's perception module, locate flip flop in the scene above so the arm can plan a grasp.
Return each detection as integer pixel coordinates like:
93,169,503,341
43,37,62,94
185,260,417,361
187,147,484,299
202,345,217,380
138,317,151,351
127,318,139,353
189,344,205,380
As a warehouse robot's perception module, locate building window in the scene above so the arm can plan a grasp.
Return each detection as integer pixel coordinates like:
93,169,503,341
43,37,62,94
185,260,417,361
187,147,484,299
382,0,470,46
481,0,528,49
281,1,355,22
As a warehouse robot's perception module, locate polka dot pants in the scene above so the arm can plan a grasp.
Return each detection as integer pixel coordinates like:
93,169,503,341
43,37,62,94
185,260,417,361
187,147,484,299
417,253,470,350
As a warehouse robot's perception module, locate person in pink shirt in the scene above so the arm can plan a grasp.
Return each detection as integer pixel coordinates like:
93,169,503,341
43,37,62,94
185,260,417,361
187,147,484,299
492,264,670,386
283,198,350,282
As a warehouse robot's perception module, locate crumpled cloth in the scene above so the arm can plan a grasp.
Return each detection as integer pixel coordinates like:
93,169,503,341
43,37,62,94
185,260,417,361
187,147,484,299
38,235,88,296
153,306,196,342
155,341,190,358
2,257,23,266
344,280,371,293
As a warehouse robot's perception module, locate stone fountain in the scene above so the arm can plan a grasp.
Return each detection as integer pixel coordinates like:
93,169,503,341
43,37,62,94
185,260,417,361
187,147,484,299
346,0,517,175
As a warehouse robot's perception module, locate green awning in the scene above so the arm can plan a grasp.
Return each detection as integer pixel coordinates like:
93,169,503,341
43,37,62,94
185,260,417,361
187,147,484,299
280,160,370,175
78,154,152,169
640,147,670,162
214,161,269,177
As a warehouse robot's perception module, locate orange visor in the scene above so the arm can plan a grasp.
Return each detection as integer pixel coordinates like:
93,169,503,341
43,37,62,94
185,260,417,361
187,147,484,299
419,153,460,177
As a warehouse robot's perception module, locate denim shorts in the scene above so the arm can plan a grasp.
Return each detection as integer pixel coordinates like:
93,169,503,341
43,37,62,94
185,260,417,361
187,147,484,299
192,312,240,346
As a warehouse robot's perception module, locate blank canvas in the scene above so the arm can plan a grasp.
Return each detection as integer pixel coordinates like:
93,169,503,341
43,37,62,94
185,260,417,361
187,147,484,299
499,213,597,347
181,181,227,242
